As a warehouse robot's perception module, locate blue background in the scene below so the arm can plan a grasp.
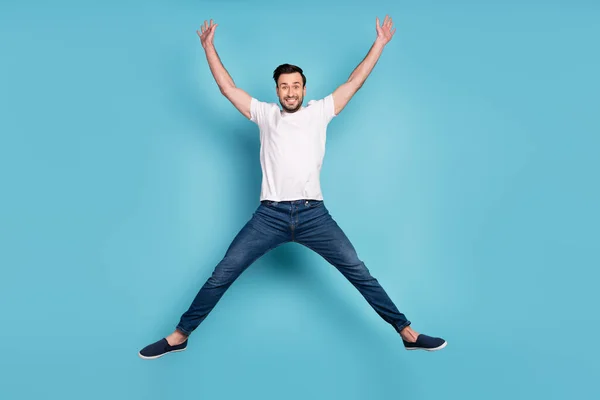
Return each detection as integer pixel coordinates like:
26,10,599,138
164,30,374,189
1,0,598,399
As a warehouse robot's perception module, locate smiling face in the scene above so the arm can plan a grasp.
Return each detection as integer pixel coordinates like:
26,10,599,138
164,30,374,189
276,72,306,113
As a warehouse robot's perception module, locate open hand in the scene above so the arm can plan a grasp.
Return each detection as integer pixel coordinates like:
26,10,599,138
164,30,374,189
375,15,396,45
197,19,218,49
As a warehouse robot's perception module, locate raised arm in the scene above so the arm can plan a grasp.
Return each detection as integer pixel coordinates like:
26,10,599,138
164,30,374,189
197,20,252,119
332,16,397,115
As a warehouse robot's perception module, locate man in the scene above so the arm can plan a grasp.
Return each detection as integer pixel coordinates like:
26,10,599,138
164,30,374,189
139,15,447,360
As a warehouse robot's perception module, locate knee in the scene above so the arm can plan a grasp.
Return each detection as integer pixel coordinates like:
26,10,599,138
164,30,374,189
337,250,374,279
336,243,363,267
207,258,243,288
207,269,235,288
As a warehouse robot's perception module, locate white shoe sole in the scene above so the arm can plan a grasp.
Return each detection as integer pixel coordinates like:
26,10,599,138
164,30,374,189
405,341,447,351
138,347,187,360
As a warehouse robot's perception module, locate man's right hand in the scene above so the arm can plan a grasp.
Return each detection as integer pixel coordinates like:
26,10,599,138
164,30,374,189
196,19,253,120
197,19,217,49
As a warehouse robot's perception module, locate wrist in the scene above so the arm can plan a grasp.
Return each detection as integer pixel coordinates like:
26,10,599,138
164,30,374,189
374,38,387,48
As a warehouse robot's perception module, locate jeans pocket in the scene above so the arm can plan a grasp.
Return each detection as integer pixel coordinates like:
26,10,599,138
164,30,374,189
305,200,324,208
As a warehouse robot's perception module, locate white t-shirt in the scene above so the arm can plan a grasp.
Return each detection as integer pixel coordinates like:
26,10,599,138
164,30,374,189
250,94,337,201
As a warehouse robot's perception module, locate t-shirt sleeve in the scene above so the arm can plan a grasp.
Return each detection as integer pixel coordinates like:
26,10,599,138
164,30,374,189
323,94,337,122
308,94,337,125
250,98,270,125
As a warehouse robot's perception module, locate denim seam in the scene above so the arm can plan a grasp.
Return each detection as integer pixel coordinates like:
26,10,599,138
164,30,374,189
289,203,295,241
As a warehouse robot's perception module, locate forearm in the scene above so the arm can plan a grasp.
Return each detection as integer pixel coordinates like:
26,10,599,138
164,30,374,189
203,44,235,93
331,16,395,115
347,39,386,89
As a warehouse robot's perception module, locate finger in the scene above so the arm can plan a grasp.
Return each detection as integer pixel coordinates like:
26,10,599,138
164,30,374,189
384,15,389,26
210,19,214,28
391,27,396,36
203,20,208,31
376,16,380,27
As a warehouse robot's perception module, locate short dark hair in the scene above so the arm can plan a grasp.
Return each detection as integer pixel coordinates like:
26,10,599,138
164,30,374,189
273,64,306,87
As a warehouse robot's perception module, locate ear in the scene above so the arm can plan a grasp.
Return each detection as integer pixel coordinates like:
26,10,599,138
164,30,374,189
303,86,306,97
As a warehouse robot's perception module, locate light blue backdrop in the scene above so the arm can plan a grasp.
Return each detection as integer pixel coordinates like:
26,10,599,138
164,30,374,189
1,0,598,399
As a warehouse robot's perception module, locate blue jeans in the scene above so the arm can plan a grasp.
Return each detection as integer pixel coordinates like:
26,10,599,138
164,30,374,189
176,200,411,335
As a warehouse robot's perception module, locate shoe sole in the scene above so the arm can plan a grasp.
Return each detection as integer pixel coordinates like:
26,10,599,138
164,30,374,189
138,348,187,360
405,341,447,352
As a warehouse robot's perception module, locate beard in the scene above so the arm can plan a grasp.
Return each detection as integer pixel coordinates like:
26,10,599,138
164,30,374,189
280,95,303,113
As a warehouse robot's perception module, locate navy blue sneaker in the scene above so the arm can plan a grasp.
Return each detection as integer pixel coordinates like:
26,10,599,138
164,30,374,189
138,338,188,360
403,334,447,351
